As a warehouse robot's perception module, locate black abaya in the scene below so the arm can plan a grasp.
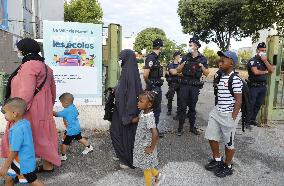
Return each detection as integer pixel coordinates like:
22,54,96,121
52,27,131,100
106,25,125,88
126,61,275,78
110,49,143,168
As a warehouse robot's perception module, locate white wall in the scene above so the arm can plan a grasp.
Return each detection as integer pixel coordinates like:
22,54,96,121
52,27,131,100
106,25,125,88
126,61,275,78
39,0,64,21
7,0,23,37
122,36,135,50
252,27,278,54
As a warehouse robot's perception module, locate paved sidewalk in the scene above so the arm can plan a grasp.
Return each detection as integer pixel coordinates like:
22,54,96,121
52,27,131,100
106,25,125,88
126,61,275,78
1,81,284,185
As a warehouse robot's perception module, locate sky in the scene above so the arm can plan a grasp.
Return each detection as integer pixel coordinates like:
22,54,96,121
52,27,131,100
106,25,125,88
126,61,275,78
98,0,252,51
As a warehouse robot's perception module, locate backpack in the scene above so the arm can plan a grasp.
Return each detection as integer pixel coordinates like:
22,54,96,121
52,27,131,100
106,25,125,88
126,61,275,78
103,87,115,121
215,72,251,132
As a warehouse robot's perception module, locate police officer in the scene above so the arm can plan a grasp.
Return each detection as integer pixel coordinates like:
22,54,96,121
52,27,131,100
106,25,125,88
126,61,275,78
247,42,274,126
174,37,209,136
143,39,164,137
165,52,182,117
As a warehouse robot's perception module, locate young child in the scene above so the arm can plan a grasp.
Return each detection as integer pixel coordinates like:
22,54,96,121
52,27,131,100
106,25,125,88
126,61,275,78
205,51,242,178
0,97,44,186
53,93,93,161
132,91,165,186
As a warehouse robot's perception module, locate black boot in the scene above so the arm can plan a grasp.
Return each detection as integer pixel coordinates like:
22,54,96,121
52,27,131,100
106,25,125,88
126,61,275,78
167,110,172,116
178,121,184,136
190,126,200,135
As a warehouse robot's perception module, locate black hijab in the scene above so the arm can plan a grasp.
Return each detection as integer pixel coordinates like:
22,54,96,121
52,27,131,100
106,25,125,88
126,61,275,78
115,49,143,125
5,38,45,100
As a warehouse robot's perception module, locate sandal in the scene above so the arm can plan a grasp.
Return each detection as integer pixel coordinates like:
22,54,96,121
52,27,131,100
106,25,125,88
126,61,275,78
36,165,54,173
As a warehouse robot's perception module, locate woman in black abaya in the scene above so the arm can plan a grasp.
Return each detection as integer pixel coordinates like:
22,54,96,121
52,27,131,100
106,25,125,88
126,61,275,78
110,49,143,169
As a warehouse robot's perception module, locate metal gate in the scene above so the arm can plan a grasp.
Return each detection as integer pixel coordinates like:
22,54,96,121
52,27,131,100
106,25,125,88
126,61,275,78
259,36,284,123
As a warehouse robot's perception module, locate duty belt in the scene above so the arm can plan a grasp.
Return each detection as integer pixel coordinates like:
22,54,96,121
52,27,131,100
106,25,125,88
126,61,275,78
247,81,266,87
181,78,204,86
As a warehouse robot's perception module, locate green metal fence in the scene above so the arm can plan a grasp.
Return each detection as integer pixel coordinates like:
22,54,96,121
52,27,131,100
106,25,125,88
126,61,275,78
0,72,9,105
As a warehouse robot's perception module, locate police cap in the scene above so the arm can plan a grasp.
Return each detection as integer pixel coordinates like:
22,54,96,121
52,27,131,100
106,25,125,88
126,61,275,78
173,51,181,58
257,42,266,49
189,37,201,48
153,39,164,48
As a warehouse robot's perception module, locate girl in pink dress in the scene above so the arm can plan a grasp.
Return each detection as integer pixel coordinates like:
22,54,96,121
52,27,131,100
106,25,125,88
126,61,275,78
1,38,61,171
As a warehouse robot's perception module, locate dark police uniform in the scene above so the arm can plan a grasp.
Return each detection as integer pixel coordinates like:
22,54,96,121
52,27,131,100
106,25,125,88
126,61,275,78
247,55,270,124
144,39,164,132
178,52,208,133
166,61,181,116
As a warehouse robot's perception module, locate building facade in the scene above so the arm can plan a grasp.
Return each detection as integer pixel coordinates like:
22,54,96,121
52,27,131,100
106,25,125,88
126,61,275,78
0,0,64,73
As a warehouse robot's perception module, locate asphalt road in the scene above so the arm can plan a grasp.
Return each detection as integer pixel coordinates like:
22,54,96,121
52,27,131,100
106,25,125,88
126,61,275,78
36,81,284,186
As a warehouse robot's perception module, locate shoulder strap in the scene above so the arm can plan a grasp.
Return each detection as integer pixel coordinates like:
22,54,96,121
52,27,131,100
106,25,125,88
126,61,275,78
228,73,238,97
34,64,48,96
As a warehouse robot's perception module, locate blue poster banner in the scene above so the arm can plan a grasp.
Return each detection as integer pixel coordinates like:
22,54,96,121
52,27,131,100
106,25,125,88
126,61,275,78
0,0,8,31
43,21,103,105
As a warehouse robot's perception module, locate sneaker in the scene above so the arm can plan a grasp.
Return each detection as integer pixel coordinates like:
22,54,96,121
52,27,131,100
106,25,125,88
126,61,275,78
167,111,171,116
159,132,164,138
214,163,233,178
60,155,67,161
82,145,93,155
112,156,119,161
177,129,183,136
190,127,200,135
154,172,165,186
119,163,130,169
205,158,223,171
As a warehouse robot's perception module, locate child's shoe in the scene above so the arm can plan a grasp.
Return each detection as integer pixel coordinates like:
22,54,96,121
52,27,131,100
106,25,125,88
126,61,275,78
112,156,119,161
154,172,165,186
119,163,130,169
60,155,67,161
82,145,94,154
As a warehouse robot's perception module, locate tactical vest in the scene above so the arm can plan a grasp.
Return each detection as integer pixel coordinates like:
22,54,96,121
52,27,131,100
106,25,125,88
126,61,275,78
247,57,267,82
149,60,163,79
182,60,202,80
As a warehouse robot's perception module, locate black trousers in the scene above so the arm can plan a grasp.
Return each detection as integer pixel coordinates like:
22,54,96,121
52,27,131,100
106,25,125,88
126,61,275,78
178,85,200,130
166,82,180,113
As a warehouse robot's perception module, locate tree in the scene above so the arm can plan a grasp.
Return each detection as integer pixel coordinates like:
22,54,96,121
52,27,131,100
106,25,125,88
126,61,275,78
178,0,247,51
241,0,284,42
238,50,252,65
178,0,284,51
64,0,103,23
203,47,219,68
134,28,180,64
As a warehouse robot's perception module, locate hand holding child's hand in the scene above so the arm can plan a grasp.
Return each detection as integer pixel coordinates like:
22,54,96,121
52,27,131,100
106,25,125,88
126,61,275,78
0,167,8,178
144,146,154,154
132,117,139,124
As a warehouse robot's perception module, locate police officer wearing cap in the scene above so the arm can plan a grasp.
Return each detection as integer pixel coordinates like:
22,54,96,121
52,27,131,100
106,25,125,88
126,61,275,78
173,37,209,136
143,38,164,137
165,51,182,117
247,42,274,126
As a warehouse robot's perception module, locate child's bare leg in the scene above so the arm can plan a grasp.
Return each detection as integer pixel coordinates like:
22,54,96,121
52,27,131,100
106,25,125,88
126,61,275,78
209,140,221,158
61,144,68,155
5,176,14,186
78,138,89,147
30,179,45,186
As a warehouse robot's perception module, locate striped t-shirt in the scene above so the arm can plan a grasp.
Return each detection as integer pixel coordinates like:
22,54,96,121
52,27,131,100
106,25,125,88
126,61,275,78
217,71,243,113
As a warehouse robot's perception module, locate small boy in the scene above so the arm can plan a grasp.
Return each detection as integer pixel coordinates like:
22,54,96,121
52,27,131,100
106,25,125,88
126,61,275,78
0,97,44,185
53,93,93,161
205,51,242,178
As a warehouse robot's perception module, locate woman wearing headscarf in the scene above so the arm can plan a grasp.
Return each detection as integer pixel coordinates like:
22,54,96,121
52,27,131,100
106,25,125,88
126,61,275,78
1,38,61,172
110,49,143,169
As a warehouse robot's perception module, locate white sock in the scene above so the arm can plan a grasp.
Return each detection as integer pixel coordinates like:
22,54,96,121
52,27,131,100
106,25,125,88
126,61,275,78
215,157,222,161
227,164,232,168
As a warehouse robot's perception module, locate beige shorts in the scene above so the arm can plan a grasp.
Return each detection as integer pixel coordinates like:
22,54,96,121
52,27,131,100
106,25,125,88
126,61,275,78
205,107,241,149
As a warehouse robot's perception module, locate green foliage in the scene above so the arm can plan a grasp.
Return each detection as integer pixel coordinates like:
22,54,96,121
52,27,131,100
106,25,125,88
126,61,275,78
178,0,246,51
178,0,284,50
203,47,219,68
238,50,252,64
241,0,284,42
64,0,103,23
134,28,182,65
